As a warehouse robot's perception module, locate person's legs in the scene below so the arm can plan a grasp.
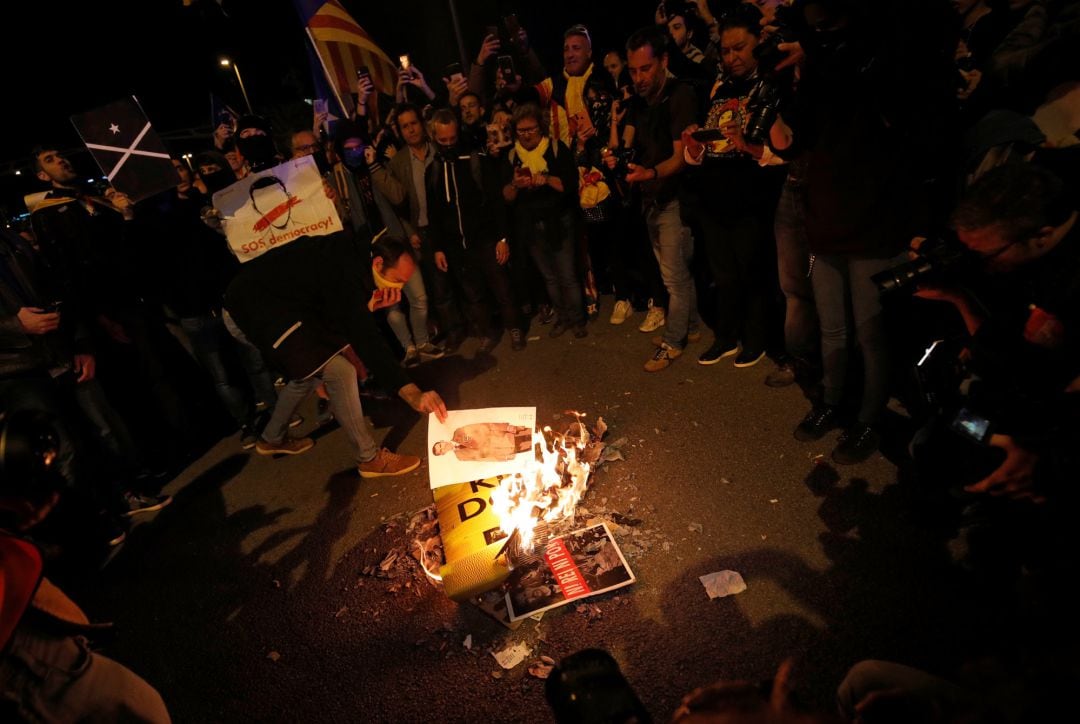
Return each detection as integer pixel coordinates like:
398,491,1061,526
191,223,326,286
448,254,494,338
697,209,739,348
729,213,769,356
385,304,415,351
221,309,277,410
473,245,522,333
72,379,142,476
179,315,252,428
849,253,904,425
319,354,380,465
260,378,317,445
402,267,431,347
648,200,698,348
810,253,850,409
528,240,563,321
774,179,818,360
417,227,463,340
0,629,170,723
552,213,585,327
837,660,975,723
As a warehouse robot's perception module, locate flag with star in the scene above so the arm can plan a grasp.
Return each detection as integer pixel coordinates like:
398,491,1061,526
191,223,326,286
70,96,179,203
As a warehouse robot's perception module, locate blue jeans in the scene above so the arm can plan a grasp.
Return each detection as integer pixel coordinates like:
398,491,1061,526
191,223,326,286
811,251,905,424
261,355,379,465
774,177,818,360
385,268,431,348
524,214,584,327
645,199,699,348
180,314,253,428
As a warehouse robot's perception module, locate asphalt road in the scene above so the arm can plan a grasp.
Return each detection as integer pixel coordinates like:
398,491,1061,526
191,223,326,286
75,313,1001,723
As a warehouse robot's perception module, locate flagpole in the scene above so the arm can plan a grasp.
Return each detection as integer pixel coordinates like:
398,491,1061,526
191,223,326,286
305,28,354,117
447,0,469,70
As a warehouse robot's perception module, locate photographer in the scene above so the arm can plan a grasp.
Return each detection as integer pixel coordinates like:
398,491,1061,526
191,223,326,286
913,163,1079,504
681,9,788,369
0,411,170,722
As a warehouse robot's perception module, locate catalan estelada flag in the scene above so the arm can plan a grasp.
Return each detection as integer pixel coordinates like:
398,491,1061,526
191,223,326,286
293,0,397,112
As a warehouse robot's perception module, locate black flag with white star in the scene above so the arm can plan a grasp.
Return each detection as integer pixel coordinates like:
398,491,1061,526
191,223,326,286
70,96,179,203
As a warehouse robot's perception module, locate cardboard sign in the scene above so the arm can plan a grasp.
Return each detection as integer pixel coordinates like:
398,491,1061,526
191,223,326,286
213,155,343,263
70,96,179,203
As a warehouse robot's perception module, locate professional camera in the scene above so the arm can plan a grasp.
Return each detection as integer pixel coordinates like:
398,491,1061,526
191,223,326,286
602,147,637,177
872,234,976,295
586,88,615,138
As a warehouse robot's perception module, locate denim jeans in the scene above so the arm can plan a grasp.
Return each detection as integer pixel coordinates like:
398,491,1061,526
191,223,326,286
644,199,699,348
774,177,818,360
180,314,253,428
524,213,584,327
811,251,905,424
385,267,431,349
0,627,170,723
261,355,379,465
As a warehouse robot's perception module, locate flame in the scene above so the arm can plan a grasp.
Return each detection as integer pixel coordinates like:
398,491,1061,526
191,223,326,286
490,415,593,552
416,540,443,584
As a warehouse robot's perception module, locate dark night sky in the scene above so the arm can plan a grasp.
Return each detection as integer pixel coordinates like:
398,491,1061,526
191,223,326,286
1,0,658,218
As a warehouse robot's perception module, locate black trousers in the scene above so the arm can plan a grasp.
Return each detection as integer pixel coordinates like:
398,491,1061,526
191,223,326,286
417,226,464,337
444,242,520,337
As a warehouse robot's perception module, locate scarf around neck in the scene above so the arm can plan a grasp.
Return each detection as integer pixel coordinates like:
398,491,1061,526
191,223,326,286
514,137,550,176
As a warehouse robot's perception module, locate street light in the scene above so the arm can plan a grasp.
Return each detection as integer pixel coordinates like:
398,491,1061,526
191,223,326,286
219,56,253,114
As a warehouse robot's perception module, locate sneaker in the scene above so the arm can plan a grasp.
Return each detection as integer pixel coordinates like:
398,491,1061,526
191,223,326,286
573,324,588,339
765,361,796,388
122,492,173,517
734,349,767,368
639,302,666,333
240,425,258,450
403,345,420,367
477,336,495,354
652,331,702,348
417,342,445,360
288,413,304,429
358,447,421,478
609,299,633,325
256,436,315,456
699,340,739,365
644,342,682,372
550,321,568,338
793,404,840,442
832,423,881,465
316,398,334,426
537,304,555,325
510,328,527,351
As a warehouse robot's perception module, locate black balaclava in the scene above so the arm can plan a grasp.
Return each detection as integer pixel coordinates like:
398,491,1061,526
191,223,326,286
235,115,278,172
194,150,238,194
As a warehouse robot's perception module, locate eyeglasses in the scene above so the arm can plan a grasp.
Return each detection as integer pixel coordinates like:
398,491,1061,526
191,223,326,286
515,125,541,136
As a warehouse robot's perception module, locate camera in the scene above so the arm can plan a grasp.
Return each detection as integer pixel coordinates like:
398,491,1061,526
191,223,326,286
872,234,976,295
742,32,795,145
603,147,637,177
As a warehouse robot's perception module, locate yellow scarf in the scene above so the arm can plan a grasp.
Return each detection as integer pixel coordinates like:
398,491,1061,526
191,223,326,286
514,137,550,176
564,64,594,119
372,265,405,290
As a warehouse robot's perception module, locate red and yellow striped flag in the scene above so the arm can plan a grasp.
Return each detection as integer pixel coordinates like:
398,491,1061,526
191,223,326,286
297,0,397,103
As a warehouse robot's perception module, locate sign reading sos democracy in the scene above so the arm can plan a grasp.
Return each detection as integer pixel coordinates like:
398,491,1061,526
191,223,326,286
214,155,343,263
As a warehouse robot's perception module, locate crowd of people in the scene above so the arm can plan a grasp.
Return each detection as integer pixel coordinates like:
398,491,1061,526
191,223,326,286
2,0,1079,720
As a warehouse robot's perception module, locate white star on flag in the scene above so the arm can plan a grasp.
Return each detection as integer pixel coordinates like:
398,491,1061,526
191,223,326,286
109,123,120,134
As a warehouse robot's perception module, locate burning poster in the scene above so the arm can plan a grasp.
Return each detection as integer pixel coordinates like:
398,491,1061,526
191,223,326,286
505,523,635,622
427,407,537,489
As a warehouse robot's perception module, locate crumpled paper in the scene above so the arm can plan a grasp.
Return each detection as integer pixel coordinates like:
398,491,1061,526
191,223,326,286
699,570,747,599
492,641,532,670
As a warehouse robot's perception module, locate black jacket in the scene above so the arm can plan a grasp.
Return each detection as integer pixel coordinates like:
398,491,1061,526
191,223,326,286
426,150,507,255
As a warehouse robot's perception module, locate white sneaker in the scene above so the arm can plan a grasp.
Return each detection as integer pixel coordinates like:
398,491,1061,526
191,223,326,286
638,301,665,333
609,299,632,325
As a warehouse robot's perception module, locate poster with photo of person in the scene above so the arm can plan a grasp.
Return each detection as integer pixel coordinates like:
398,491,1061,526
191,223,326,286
427,407,537,489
